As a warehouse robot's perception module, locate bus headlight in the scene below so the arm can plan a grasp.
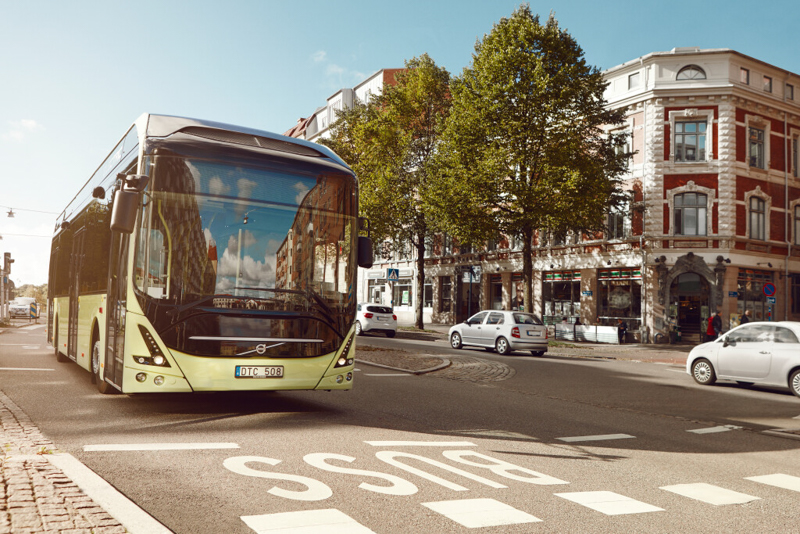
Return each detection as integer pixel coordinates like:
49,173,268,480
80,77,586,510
135,325,171,367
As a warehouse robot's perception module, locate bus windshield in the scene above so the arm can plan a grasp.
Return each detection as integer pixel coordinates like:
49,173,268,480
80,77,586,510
135,155,357,318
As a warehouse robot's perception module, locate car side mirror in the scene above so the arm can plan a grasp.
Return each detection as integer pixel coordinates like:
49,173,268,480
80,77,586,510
723,337,734,347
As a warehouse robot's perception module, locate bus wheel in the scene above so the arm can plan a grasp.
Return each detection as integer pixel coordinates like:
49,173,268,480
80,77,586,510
92,340,114,394
54,329,69,363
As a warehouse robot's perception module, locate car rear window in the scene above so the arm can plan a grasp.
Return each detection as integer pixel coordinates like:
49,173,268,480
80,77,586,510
513,313,542,325
367,306,393,314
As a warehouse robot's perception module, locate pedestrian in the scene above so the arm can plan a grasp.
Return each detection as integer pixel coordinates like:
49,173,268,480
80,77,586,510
712,310,722,338
574,318,582,325
706,314,716,341
561,316,568,324
617,319,627,344
740,309,752,325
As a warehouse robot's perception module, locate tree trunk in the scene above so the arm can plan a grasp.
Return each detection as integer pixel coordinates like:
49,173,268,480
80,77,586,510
522,227,534,314
414,236,426,330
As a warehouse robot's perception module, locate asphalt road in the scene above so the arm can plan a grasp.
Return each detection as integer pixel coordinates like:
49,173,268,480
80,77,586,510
2,323,800,533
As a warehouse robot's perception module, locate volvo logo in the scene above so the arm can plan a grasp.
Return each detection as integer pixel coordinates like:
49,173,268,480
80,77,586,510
255,344,267,355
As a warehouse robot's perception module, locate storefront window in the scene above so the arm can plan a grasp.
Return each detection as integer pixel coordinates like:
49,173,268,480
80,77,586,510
737,269,773,321
598,269,642,328
440,276,452,313
543,271,581,324
490,274,503,310
392,279,413,308
423,278,433,308
367,278,386,304
511,273,525,311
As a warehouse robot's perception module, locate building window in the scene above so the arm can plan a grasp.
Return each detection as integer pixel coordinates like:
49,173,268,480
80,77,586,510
750,197,766,240
749,127,765,168
792,274,800,315
763,76,773,93
440,276,452,313
795,206,800,246
392,279,413,307
490,274,503,310
787,84,795,101
543,271,581,325
674,121,707,161
628,72,640,90
740,68,750,85
738,269,773,321
597,269,642,328
423,278,433,308
793,137,798,178
607,202,629,240
673,193,707,236
677,65,706,80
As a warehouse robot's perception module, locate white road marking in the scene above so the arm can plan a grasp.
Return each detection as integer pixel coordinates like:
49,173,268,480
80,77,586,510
241,509,375,533
365,441,476,447
556,434,635,443
422,498,541,528
20,324,45,330
746,474,800,492
555,491,664,515
687,425,742,434
47,453,170,534
84,443,239,451
363,373,411,377
0,367,54,372
660,483,760,505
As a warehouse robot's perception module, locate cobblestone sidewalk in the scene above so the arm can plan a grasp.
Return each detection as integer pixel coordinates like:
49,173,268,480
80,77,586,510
1,391,126,534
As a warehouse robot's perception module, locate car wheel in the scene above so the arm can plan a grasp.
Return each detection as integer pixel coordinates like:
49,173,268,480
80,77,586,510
450,332,462,349
691,358,716,385
495,337,511,355
355,321,363,336
531,350,545,356
386,331,396,338
92,340,114,394
790,369,800,399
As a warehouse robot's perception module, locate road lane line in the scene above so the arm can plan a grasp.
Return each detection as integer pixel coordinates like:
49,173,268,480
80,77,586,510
746,474,800,492
422,498,541,528
365,441,477,447
556,434,635,443
660,483,760,505
84,443,240,451
47,453,171,534
555,491,664,515
687,425,742,434
363,373,412,377
0,367,55,372
241,509,375,534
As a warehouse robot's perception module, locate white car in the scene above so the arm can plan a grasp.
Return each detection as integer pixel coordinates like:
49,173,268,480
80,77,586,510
10,298,38,318
686,321,800,398
449,310,548,356
355,303,397,337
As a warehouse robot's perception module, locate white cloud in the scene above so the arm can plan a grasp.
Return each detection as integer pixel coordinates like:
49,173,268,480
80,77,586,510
312,50,327,62
293,181,310,204
3,119,44,141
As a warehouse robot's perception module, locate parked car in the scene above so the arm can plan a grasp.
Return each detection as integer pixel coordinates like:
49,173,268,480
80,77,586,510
686,321,800,398
449,310,548,356
355,303,397,337
10,297,38,318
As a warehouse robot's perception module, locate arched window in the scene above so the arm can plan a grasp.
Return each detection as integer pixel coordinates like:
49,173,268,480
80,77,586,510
677,65,707,80
673,193,707,235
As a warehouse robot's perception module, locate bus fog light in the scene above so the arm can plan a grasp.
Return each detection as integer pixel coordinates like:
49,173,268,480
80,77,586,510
346,372,352,381
154,376,165,386
136,373,147,382
335,375,343,384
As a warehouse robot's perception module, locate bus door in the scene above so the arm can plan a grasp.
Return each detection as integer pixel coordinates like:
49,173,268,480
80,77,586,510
104,232,129,389
67,230,85,359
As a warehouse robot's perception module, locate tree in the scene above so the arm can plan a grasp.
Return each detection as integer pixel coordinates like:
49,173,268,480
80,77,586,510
322,54,452,329
434,6,631,314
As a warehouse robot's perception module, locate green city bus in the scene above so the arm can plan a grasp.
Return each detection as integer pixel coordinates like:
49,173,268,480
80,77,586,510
48,114,372,394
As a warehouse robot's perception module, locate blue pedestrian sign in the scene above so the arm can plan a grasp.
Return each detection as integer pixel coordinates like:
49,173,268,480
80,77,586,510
762,283,776,297
766,296,776,304
387,268,399,281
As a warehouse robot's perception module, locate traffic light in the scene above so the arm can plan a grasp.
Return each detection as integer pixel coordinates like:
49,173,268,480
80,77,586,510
3,252,13,274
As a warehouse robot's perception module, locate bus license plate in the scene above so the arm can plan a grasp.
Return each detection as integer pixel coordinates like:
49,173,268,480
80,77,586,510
235,366,284,378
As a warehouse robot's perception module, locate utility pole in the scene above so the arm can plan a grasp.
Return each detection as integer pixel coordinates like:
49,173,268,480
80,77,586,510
1,252,12,321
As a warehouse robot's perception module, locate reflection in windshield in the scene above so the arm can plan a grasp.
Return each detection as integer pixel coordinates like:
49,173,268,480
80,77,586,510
135,156,356,316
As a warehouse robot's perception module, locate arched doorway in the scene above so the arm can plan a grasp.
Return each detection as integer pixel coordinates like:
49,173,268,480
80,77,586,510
669,273,710,344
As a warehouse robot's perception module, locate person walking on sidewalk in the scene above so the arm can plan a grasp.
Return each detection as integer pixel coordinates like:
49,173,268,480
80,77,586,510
712,310,723,339
740,309,752,324
706,314,716,341
617,319,627,344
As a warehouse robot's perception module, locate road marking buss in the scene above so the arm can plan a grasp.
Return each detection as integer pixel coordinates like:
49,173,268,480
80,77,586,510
48,114,373,394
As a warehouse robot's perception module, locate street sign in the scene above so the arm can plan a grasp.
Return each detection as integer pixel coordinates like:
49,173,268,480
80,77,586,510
767,296,776,304
728,291,739,297
387,268,399,281
763,283,776,296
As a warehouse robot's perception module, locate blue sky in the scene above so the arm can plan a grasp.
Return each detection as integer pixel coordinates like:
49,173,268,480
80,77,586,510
1,0,798,286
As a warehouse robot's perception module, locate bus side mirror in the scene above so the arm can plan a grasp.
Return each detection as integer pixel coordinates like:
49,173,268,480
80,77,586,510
110,174,149,234
357,236,374,269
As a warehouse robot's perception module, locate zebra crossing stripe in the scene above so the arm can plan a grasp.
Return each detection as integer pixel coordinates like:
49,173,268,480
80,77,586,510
241,509,375,534
556,434,635,443
660,483,760,505
422,498,541,528
745,474,800,492
555,491,664,515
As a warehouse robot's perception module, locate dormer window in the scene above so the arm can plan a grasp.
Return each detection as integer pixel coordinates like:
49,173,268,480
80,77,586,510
677,65,706,80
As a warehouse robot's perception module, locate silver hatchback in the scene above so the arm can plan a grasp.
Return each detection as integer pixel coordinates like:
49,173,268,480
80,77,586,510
449,310,548,356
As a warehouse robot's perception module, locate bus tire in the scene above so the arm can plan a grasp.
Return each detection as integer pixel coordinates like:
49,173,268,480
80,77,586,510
92,340,114,394
54,327,69,363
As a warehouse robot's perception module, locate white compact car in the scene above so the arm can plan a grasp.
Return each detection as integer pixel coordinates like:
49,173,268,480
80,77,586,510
10,298,38,318
449,310,548,356
355,303,397,337
686,321,800,398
